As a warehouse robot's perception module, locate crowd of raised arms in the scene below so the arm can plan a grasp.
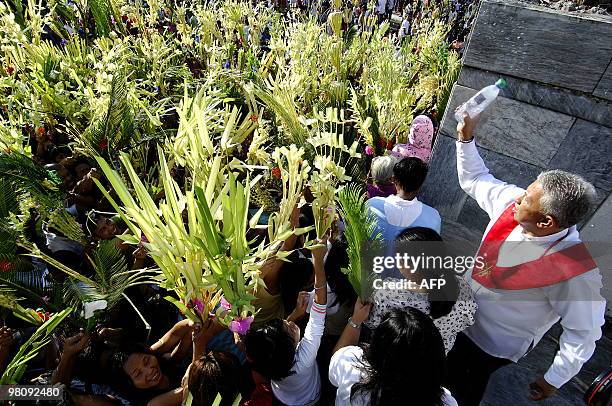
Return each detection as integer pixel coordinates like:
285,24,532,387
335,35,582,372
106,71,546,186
0,1,606,406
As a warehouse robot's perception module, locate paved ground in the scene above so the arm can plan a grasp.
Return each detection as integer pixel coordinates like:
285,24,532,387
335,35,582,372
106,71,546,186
482,321,612,405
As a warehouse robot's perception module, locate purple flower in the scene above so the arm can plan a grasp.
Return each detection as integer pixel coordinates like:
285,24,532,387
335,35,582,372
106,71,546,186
365,145,374,156
60,39,67,46
192,298,205,314
220,297,232,311
229,316,254,335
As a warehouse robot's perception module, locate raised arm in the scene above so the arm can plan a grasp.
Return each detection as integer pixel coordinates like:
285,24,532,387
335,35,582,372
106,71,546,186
312,240,327,306
456,113,524,219
332,299,372,355
52,333,91,385
149,319,192,355
291,242,328,372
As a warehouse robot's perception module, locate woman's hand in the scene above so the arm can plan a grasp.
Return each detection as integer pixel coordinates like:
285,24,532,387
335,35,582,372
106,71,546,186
93,327,122,345
62,333,90,358
191,319,214,350
287,291,310,322
191,319,224,362
311,239,328,264
351,298,372,325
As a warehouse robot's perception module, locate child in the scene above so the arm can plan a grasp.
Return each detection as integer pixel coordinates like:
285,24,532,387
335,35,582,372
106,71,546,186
244,243,328,406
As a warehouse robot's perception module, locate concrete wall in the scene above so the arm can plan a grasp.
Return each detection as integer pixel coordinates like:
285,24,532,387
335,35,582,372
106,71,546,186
420,0,612,314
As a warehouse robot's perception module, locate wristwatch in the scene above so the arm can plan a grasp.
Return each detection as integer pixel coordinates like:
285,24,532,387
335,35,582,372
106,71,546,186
348,317,361,329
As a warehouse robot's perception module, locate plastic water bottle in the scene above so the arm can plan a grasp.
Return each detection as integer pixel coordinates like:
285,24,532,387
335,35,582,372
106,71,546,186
455,78,508,123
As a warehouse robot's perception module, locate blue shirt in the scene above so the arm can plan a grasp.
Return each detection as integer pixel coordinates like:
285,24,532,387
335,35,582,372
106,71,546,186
366,195,441,241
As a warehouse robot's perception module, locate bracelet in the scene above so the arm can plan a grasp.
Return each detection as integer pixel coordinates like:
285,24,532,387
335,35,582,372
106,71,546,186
457,138,474,143
348,317,361,329
314,282,327,290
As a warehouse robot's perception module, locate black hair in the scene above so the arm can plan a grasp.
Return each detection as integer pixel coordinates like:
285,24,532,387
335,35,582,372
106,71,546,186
278,252,314,312
106,344,172,404
395,227,459,319
188,351,242,406
392,157,428,193
325,236,357,308
352,308,446,406
244,318,296,381
50,145,72,162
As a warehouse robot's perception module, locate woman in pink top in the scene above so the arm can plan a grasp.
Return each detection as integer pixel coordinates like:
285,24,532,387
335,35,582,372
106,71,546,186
391,115,434,162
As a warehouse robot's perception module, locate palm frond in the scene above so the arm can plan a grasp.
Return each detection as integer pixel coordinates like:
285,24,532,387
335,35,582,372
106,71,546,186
0,308,72,384
336,184,381,297
89,0,112,37
0,153,63,209
79,68,133,158
0,179,18,218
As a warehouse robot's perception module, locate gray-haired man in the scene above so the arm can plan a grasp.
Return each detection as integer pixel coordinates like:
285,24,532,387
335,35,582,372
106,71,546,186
445,114,606,405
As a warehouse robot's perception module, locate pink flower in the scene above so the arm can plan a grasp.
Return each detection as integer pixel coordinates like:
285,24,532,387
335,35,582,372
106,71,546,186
192,299,205,314
139,233,149,246
220,297,232,311
229,316,254,335
364,145,374,156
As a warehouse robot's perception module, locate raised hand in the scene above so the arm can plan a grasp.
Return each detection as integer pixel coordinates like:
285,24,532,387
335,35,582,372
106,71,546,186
62,332,90,358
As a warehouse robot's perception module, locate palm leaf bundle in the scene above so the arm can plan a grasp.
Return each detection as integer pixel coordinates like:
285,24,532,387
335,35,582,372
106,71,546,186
336,184,381,297
0,153,86,244
307,107,361,239
93,147,248,325
78,67,134,159
26,238,155,331
95,144,312,329
0,285,49,325
0,307,72,384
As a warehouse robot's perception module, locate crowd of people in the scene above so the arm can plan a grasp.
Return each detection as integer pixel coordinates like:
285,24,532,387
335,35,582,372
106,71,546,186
1,101,606,406
0,1,608,406
259,0,476,49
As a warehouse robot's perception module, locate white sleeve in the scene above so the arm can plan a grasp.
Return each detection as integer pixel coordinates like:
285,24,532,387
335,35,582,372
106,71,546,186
543,271,606,388
293,302,326,373
456,140,525,220
328,346,363,388
306,285,337,315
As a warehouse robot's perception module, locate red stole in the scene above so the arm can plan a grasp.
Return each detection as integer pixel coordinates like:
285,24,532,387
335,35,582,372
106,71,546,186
471,205,596,290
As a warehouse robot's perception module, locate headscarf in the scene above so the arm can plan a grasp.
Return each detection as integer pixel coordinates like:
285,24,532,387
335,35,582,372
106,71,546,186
391,115,434,162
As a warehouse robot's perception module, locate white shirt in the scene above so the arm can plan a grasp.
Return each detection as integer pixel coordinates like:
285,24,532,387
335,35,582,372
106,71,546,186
329,346,458,405
375,0,387,14
456,140,606,389
272,302,326,405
